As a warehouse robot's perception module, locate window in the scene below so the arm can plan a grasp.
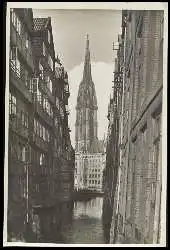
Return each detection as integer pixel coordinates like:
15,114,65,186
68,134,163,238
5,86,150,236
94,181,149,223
10,47,17,61
47,30,50,44
34,119,37,133
36,121,40,136
9,92,17,116
39,62,44,79
43,97,46,111
25,70,31,90
37,88,42,104
26,33,30,49
56,97,60,109
48,55,53,71
43,42,46,56
46,130,50,142
40,153,44,166
55,117,59,127
16,17,21,35
21,146,26,162
43,127,46,141
46,100,50,115
50,106,53,118
60,106,64,119
40,124,43,138
48,79,52,93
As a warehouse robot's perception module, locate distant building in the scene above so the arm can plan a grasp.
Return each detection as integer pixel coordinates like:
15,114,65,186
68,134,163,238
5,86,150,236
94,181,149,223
74,35,105,192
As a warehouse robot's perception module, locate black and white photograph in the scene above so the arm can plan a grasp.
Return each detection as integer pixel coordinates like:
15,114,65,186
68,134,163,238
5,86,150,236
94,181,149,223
4,2,167,247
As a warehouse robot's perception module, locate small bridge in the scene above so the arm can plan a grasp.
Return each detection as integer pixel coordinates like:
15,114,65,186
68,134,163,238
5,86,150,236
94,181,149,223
73,188,104,201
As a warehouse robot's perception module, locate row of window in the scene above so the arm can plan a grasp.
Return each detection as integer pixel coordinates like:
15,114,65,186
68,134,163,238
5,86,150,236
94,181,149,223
89,169,101,173
88,174,101,178
9,93,64,135
34,119,50,142
89,180,101,185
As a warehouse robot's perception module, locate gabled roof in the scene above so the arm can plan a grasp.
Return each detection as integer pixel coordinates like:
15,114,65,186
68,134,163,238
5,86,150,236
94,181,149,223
33,18,49,31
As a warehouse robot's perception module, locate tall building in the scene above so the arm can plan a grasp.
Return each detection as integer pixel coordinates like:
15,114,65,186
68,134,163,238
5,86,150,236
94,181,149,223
8,9,75,242
103,10,164,244
74,35,105,192
8,8,35,241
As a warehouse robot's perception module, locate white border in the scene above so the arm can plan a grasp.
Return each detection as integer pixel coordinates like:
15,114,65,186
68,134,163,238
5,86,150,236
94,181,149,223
4,2,168,247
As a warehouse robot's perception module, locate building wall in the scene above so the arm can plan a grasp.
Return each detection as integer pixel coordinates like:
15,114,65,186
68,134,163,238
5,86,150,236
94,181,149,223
104,10,164,244
8,8,75,242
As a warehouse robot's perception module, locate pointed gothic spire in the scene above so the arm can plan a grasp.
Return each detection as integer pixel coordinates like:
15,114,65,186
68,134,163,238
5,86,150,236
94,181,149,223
83,34,92,82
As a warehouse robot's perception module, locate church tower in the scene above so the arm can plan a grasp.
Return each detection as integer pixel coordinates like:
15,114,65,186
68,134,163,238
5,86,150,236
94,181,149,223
75,35,98,153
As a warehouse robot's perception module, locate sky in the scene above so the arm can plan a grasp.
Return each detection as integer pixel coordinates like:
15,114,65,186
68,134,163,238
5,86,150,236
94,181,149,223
33,9,122,148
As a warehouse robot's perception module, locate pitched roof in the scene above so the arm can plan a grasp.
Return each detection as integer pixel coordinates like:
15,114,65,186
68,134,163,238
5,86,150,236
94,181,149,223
33,18,49,31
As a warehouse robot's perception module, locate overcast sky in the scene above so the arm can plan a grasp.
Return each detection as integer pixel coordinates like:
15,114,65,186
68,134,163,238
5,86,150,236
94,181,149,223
33,9,122,147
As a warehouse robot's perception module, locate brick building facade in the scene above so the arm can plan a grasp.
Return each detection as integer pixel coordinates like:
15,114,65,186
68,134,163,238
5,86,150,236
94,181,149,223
8,8,74,242
103,10,164,244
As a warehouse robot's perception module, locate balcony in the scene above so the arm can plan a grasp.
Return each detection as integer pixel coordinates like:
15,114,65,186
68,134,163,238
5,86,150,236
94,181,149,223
38,78,55,104
34,101,53,127
32,134,49,152
10,60,32,103
10,22,34,70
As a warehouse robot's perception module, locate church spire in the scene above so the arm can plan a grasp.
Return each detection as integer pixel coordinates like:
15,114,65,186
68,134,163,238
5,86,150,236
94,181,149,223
83,34,92,82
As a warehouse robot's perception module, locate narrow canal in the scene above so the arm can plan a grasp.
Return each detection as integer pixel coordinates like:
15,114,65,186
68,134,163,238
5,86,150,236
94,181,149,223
59,197,105,244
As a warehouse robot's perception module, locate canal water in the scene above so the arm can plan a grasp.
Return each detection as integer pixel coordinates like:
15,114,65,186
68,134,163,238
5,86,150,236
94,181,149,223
60,197,105,244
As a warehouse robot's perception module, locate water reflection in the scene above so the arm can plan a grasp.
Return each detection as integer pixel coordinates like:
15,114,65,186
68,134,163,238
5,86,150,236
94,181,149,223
74,197,103,219
62,197,105,244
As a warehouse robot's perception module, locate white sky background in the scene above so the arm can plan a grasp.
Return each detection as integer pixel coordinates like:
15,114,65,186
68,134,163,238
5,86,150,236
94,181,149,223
33,9,122,148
